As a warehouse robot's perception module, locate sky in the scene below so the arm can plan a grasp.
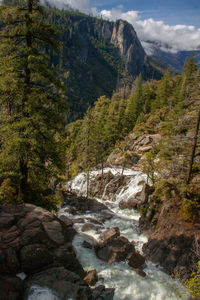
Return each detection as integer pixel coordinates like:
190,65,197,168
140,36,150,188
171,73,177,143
46,0,200,53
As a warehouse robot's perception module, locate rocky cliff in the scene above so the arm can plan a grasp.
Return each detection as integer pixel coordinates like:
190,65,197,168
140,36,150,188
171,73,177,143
48,10,162,120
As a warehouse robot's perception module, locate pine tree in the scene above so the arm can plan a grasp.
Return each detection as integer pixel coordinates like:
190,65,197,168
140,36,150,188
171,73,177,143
183,54,198,79
124,74,143,133
153,71,172,110
92,96,110,175
0,0,67,208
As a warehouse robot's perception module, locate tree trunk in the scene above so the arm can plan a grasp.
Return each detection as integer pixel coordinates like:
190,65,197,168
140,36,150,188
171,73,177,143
20,160,28,201
19,0,33,200
186,108,200,184
86,170,90,199
121,162,125,177
101,161,104,179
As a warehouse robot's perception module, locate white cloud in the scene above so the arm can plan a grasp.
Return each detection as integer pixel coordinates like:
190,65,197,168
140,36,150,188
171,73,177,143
100,8,200,53
42,0,90,12
41,0,200,53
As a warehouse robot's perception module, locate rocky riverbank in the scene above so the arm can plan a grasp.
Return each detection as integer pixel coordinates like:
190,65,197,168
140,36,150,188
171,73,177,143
0,204,114,300
138,187,200,279
66,167,200,282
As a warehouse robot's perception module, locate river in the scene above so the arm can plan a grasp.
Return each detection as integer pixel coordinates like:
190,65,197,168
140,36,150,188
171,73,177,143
28,167,189,300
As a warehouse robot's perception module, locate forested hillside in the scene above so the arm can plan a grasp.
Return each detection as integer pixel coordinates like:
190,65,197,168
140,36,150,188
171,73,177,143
67,55,200,220
46,8,163,121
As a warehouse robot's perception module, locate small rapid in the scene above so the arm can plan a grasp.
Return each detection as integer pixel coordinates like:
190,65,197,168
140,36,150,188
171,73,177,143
27,286,60,300
60,167,189,300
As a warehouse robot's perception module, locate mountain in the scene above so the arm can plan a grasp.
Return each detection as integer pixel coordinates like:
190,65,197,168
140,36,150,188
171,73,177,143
47,9,162,121
142,40,200,73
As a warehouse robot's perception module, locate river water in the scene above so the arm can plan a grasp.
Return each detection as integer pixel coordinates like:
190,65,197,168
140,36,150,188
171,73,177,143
28,167,189,300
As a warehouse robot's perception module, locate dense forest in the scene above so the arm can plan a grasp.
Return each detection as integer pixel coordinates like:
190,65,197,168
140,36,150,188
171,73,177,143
0,0,67,210
0,0,199,220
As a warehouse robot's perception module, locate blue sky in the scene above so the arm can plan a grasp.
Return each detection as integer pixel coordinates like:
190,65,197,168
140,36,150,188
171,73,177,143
49,0,200,52
90,0,200,27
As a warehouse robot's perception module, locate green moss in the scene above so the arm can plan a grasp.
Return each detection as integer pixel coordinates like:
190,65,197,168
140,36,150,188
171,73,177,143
184,261,200,299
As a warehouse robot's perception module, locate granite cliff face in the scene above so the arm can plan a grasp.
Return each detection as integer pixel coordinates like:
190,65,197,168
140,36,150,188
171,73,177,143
49,11,161,120
111,20,147,75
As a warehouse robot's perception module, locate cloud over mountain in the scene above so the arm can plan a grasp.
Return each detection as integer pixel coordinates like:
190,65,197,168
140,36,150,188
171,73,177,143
100,8,200,53
42,0,90,11
43,0,200,53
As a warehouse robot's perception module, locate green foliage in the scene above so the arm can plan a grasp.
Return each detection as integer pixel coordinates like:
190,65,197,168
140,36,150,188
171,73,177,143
0,178,19,205
142,150,158,185
185,261,200,299
0,0,67,208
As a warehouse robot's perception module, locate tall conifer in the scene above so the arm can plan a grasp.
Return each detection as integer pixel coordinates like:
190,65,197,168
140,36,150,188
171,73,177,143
0,0,67,208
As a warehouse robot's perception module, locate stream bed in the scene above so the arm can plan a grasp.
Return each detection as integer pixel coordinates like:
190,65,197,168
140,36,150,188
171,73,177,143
59,167,189,300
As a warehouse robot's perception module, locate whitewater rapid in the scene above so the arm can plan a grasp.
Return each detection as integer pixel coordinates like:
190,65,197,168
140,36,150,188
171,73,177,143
61,167,189,300
28,167,189,300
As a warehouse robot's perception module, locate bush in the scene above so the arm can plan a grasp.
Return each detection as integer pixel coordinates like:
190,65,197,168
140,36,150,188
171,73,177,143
185,261,200,299
0,178,19,205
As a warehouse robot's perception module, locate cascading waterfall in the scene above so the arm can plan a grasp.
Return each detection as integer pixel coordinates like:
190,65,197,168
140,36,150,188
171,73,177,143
62,167,189,300
27,167,189,299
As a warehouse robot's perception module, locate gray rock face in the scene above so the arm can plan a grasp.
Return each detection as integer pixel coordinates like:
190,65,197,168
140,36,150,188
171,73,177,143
0,204,85,299
64,15,152,80
20,244,54,274
0,203,115,299
111,20,147,75
119,184,154,211
24,267,91,300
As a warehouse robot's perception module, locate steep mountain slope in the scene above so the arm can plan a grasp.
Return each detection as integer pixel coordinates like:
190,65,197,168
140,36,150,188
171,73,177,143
48,9,162,121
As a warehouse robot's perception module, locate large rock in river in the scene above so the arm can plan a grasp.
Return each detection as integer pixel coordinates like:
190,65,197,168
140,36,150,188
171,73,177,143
96,227,145,270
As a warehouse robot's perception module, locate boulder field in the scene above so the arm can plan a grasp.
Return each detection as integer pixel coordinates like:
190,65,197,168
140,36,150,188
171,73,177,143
0,204,114,300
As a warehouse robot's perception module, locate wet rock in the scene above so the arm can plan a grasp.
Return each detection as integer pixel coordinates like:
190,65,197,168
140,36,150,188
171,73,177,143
0,203,95,298
119,184,153,211
134,268,146,277
0,215,15,229
142,234,197,278
64,207,79,215
72,218,85,224
53,244,85,277
63,193,109,215
82,240,93,249
0,276,23,300
82,223,100,232
92,285,115,300
100,227,120,243
128,251,145,269
2,230,20,246
59,215,73,227
43,221,64,245
20,244,54,274
20,227,55,248
96,235,136,265
85,217,103,225
84,269,98,286
24,267,91,300
3,248,20,275
17,215,41,230
119,200,136,210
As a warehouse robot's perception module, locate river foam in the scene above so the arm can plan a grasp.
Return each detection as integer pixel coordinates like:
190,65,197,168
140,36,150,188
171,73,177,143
62,167,190,300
